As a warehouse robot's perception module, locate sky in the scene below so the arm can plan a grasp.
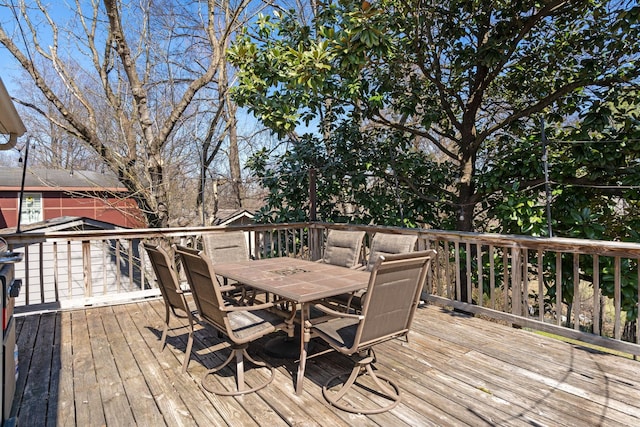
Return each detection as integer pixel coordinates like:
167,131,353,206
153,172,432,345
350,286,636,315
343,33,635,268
0,0,315,166
0,41,22,95
0,3,26,154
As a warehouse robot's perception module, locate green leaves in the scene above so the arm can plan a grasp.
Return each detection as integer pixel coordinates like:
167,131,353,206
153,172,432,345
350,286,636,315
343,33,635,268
228,3,398,137
233,0,640,236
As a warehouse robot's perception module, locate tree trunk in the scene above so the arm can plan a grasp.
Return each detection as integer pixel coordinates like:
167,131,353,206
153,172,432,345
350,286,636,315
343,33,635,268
227,103,242,209
223,49,243,210
454,147,476,302
1,0,255,229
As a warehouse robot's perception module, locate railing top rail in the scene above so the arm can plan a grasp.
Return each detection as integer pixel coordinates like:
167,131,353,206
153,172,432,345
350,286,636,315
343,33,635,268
1,222,313,245
312,222,640,257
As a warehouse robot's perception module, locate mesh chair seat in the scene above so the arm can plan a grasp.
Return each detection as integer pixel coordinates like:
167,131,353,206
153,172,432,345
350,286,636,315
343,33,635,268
312,317,359,349
228,309,284,342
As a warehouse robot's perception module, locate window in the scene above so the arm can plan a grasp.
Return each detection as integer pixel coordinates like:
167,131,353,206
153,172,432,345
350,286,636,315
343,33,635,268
20,192,43,225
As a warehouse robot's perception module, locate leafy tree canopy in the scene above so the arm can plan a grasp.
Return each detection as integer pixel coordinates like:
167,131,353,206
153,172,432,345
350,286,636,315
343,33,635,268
230,0,640,234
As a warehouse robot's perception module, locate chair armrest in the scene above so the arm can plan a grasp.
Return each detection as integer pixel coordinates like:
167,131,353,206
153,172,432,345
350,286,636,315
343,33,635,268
222,299,285,312
219,284,239,293
312,302,364,320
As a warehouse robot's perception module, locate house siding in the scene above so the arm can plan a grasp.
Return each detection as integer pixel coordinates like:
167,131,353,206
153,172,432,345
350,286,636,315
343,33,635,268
0,190,144,229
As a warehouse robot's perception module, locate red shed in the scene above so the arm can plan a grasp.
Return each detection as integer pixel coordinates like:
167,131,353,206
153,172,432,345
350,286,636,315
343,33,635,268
0,167,144,229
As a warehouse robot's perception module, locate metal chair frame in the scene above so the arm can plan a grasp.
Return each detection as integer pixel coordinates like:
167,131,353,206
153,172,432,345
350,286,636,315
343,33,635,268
311,250,436,414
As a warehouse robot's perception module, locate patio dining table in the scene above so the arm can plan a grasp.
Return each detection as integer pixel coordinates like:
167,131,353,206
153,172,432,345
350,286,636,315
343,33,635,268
213,256,370,395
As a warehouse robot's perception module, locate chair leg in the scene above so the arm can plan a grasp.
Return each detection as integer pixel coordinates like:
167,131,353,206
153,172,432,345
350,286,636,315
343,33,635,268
181,329,194,374
161,306,195,374
322,349,401,414
236,347,245,392
201,343,275,396
160,305,170,351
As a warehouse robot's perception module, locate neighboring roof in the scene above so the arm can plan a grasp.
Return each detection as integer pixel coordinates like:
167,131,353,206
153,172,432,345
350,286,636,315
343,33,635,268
211,209,255,226
0,167,127,192
0,77,26,151
0,215,128,234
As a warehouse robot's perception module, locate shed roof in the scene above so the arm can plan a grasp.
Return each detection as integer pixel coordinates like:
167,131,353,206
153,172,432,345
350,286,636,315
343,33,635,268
211,209,255,226
0,215,127,234
0,167,127,192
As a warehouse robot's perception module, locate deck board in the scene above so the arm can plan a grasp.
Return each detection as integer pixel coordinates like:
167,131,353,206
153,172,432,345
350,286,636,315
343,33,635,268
57,311,75,427
71,309,107,427
412,312,640,425
10,300,640,426
118,302,218,426
18,313,57,427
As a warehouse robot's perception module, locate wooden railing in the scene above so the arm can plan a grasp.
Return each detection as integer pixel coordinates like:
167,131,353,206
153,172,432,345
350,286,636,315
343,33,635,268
2,223,314,310
4,222,640,356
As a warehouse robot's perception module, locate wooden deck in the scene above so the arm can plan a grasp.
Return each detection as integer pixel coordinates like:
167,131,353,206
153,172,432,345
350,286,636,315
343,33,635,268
11,299,640,426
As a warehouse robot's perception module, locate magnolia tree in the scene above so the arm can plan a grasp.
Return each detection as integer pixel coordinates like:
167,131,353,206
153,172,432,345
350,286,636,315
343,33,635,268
230,0,640,232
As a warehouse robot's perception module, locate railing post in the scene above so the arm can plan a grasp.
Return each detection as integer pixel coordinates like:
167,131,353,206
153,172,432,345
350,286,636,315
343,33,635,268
511,246,522,316
82,241,92,298
573,253,581,330
309,225,323,261
476,243,483,308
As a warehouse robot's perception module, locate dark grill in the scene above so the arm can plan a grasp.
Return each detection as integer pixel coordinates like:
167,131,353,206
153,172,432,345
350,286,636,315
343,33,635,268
0,250,22,426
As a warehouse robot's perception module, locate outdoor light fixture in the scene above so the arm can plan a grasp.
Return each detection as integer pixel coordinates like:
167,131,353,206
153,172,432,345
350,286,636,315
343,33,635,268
16,138,30,233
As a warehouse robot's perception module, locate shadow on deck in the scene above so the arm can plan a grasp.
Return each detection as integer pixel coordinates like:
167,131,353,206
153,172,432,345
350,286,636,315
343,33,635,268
11,300,640,426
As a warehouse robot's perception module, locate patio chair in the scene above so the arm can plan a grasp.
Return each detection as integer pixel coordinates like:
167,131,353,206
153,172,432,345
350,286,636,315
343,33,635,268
332,232,419,311
202,230,257,303
320,229,367,268
202,230,250,264
311,250,436,414
364,233,419,271
319,229,367,310
174,244,288,396
143,241,197,373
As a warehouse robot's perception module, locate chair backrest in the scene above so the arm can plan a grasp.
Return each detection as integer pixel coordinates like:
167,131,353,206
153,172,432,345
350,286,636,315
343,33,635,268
174,245,227,332
355,250,436,348
365,233,418,271
322,229,367,268
143,241,190,314
202,231,250,264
